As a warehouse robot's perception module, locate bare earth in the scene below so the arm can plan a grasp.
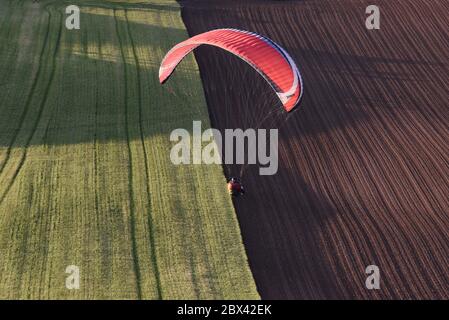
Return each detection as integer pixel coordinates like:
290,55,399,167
181,0,449,299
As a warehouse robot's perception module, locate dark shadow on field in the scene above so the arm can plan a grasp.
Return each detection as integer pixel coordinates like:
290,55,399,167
0,3,198,148
295,48,447,82
232,163,348,299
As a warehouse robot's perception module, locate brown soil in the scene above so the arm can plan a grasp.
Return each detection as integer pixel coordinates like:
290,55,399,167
180,0,449,299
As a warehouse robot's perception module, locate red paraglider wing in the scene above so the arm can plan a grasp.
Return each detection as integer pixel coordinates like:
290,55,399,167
159,28,303,112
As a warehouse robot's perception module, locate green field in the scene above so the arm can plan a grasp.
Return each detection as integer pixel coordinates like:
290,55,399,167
0,0,258,299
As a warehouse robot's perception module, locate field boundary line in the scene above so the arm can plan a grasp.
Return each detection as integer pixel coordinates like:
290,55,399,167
113,8,143,300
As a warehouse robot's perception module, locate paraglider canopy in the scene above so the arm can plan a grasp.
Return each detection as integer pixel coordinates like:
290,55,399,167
159,28,303,112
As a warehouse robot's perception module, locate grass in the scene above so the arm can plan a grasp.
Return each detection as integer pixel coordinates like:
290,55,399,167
0,0,259,299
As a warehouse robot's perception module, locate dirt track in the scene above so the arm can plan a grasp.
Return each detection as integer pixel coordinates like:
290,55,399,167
181,0,449,299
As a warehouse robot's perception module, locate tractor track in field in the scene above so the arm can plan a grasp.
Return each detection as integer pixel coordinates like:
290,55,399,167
181,0,449,299
0,1,13,58
124,9,163,299
0,5,61,207
0,4,61,297
113,8,143,299
0,1,29,151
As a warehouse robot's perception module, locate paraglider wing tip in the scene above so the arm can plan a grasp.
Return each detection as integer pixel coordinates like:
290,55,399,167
158,68,164,83
159,71,168,84
159,64,173,84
